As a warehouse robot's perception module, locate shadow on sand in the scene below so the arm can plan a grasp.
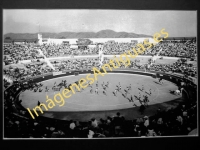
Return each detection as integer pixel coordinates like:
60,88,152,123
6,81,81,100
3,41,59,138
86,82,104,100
42,97,183,121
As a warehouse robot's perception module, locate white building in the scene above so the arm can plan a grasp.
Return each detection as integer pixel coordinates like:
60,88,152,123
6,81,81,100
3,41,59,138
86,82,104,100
37,34,156,45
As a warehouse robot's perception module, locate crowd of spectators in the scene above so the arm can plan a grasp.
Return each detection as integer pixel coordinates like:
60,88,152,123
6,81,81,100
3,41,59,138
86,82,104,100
102,40,196,58
50,58,101,71
148,58,197,77
145,40,196,58
3,44,44,65
3,39,197,138
101,57,197,77
3,56,197,84
39,44,99,58
102,41,138,55
3,57,102,82
3,39,197,65
3,39,197,78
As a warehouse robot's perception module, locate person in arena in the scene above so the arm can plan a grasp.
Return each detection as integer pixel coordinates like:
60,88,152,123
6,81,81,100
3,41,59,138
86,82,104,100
103,85,106,91
149,89,152,95
105,81,109,87
124,89,128,97
103,90,107,95
45,86,49,92
158,78,163,84
34,88,37,92
129,84,131,90
143,95,149,107
130,95,133,102
122,93,126,98
90,88,93,94
64,80,67,85
113,91,116,96
37,101,41,106
119,85,122,91
116,85,119,91
95,87,98,94
126,86,130,93
115,89,118,95
127,97,131,102
102,82,105,87
96,81,98,87
88,83,92,88
39,82,43,87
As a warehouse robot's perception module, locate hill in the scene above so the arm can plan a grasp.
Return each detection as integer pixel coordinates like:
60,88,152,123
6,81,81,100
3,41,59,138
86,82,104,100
4,29,152,39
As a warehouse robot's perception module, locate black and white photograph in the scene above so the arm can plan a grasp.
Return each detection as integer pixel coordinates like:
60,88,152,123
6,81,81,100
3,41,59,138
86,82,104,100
3,9,197,139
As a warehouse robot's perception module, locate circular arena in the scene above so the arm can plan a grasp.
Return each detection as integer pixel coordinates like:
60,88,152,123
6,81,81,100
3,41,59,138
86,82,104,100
4,38,197,138
19,71,182,121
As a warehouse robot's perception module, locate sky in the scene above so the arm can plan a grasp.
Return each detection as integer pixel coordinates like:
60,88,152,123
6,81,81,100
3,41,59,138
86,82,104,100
3,9,197,37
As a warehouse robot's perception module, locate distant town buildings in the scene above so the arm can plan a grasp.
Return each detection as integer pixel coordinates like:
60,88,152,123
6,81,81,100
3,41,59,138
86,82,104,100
4,33,195,47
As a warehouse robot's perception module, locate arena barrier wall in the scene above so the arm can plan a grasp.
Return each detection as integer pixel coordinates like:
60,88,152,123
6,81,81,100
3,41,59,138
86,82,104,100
20,68,196,86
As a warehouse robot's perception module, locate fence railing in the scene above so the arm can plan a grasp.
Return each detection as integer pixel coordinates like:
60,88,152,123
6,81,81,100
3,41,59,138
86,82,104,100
16,68,196,85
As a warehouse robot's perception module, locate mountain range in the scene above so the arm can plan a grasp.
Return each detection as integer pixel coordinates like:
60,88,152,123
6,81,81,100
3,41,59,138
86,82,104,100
4,30,152,39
